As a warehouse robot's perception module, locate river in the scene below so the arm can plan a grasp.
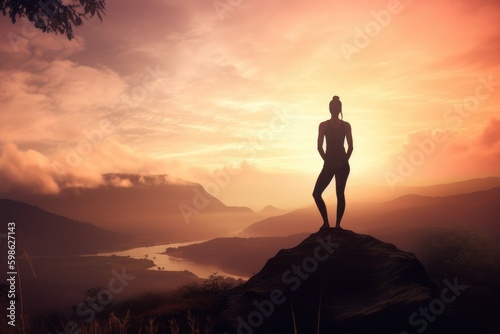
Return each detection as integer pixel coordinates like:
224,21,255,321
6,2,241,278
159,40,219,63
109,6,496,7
94,240,249,280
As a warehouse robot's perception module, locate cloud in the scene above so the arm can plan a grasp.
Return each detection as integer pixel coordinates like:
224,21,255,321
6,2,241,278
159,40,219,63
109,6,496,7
479,117,500,147
0,142,117,194
0,143,61,194
106,175,134,188
1,0,500,207
381,116,500,187
0,60,128,147
0,138,176,195
49,138,170,186
102,174,192,187
431,33,500,72
0,18,85,66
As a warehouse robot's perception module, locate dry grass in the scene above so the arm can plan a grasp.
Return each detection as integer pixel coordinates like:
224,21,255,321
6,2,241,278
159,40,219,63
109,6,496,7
2,273,241,334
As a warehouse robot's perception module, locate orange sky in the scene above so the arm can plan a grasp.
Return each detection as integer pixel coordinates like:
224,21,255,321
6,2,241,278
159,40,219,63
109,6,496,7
0,0,499,210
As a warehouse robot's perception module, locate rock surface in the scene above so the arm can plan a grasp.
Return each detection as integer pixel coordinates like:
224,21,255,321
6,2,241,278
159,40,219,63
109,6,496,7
213,229,470,333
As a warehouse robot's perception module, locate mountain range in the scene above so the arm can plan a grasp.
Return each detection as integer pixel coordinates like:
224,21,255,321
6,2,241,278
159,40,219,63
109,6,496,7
2,173,260,243
240,186,500,247
0,199,132,255
1,175,498,256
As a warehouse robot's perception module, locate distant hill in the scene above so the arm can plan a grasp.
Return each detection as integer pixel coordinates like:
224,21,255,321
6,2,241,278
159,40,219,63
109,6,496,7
2,174,259,243
258,205,288,217
0,199,133,255
240,187,500,246
395,176,500,197
355,176,500,202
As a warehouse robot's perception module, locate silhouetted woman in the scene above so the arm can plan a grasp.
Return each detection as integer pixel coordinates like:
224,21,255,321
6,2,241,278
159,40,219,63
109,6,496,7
313,96,353,229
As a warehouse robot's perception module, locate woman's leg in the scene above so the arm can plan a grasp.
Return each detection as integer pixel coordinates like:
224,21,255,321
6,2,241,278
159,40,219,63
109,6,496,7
312,165,335,227
334,163,350,228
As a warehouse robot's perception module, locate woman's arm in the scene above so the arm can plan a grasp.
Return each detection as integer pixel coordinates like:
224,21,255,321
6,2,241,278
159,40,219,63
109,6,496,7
317,122,326,160
345,122,353,160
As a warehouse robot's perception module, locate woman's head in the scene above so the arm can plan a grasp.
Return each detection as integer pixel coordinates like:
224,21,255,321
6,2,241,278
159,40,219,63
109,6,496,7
329,95,342,118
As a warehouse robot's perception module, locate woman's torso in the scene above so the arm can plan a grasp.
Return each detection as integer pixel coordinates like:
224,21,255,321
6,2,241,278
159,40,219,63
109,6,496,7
324,119,347,166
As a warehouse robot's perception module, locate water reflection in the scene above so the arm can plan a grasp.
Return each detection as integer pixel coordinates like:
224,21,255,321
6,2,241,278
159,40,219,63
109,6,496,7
94,241,249,280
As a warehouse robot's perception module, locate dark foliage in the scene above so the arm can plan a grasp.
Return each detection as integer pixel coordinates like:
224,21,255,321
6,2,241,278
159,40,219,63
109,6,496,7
0,0,106,40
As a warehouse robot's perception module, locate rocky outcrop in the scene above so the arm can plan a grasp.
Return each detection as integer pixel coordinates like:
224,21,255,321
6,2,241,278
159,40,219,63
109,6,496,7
213,229,471,333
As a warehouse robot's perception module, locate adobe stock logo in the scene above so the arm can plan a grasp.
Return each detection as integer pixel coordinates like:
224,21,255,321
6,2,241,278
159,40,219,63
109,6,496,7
213,0,245,20
399,277,467,334
227,235,340,334
178,107,293,224
49,267,135,334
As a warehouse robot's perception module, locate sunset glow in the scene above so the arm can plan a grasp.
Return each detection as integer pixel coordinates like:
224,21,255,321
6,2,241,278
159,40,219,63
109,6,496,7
1,0,499,210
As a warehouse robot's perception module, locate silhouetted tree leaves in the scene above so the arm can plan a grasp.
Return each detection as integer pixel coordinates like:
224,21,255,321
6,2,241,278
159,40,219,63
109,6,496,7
0,0,106,40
